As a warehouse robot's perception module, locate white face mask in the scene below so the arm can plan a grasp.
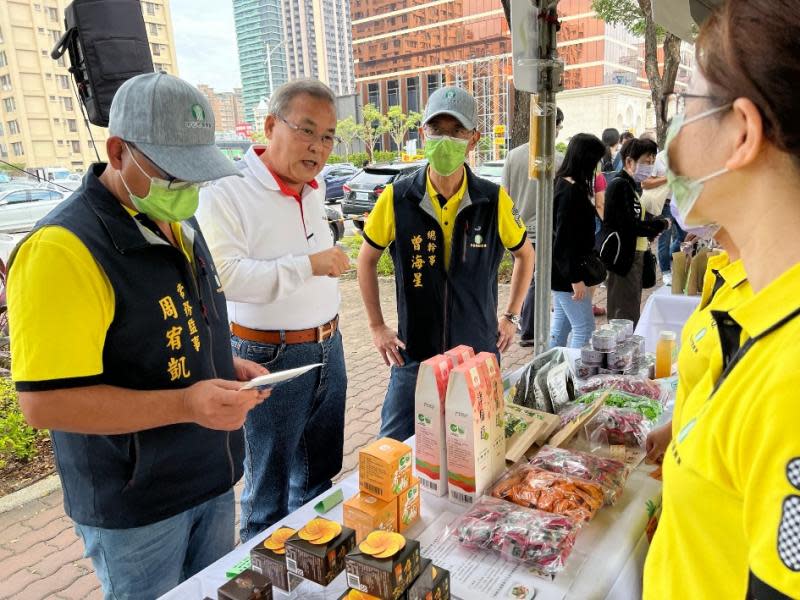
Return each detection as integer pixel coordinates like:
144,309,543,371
634,163,654,182
665,104,731,227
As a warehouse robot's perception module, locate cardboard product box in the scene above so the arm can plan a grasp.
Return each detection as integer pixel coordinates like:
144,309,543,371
406,559,451,600
344,491,398,544
250,546,301,593
345,535,421,600
444,345,474,367
359,438,413,502
217,568,272,600
284,520,356,587
414,355,455,496
474,352,506,481
396,477,421,534
445,359,493,505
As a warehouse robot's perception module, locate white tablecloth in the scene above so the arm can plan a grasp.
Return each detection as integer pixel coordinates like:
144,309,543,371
161,441,661,600
635,287,701,353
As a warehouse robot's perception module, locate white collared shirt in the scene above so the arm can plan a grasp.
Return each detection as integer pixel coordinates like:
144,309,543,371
197,146,340,330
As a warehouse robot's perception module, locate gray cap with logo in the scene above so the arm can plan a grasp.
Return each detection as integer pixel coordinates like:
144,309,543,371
423,86,477,131
109,72,240,182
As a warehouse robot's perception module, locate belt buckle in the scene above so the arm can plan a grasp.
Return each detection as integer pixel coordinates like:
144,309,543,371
317,319,335,342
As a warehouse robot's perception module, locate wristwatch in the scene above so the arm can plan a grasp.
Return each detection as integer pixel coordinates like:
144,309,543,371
503,312,521,326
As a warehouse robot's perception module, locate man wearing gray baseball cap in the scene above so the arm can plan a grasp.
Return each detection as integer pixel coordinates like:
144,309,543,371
6,72,270,599
357,86,535,441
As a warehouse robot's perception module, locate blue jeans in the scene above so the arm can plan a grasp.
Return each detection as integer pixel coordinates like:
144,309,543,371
379,349,421,442
550,290,595,349
657,202,674,273
74,490,234,600
233,330,347,542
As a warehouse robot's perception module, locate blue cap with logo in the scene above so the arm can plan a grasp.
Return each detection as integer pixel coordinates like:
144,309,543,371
109,72,240,182
423,86,477,131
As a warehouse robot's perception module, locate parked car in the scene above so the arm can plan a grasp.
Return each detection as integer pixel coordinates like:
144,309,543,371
322,163,359,203
0,188,68,233
325,205,345,243
475,160,505,185
341,163,424,229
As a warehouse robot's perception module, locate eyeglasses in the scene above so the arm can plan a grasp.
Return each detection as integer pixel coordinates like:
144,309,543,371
423,124,473,138
275,115,341,148
127,142,195,190
661,93,726,124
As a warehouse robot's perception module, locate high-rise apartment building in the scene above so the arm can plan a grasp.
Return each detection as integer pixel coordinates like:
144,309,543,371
351,0,694,158
197,85,245,133
233,0,288,127
282,0,355,96
0,0,179,171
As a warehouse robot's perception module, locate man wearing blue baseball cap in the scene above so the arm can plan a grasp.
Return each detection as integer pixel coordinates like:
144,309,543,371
357,86,535,441
6,72,270,599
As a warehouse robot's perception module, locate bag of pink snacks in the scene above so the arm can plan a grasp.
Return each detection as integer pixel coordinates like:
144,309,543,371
446,496,580,578
528,445,629,505
584,407,654,448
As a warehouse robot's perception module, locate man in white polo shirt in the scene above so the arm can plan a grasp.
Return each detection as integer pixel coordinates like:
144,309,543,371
197,79,350,541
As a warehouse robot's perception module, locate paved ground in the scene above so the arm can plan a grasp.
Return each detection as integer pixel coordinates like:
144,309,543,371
0,276,646,600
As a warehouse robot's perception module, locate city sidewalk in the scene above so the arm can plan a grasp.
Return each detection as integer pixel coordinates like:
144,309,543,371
0,277,633,600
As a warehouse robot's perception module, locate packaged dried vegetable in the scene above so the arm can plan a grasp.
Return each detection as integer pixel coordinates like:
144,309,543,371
528,445,628,505
574,389,664,421
585,407,654,448
447,496,579,577
576,375,667,404
489,463,604,522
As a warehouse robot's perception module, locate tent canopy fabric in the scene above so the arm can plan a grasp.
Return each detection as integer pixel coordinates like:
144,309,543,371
651,0,723,41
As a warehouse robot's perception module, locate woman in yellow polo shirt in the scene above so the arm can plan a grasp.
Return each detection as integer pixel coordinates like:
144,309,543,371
643,1,800,597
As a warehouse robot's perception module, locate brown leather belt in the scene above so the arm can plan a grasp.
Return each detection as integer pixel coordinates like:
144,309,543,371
231,315,339,345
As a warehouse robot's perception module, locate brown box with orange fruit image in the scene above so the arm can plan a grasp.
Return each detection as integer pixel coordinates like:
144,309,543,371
345,531,421,600
338,589,408,600
284,517,356,586
406,559,450,600
250,526,302,592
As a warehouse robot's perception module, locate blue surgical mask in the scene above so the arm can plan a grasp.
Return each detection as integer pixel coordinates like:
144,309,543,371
665,104,731,227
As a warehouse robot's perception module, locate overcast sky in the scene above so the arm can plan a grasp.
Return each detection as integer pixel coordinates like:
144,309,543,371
170,0,242,91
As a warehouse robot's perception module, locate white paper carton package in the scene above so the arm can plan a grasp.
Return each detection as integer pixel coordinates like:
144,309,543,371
445,358,493,505
414,354,456,496
475,352,506,480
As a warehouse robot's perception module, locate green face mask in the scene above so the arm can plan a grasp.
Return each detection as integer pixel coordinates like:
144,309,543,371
120,145,200,223
425,135,469,176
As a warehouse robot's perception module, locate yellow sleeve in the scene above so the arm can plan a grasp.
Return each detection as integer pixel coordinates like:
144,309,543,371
497,186,527,250
741,377,800,597
362,185,395,249
9,226,115,390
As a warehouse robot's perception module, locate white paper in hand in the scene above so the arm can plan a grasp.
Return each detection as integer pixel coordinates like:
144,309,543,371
239,363,323,390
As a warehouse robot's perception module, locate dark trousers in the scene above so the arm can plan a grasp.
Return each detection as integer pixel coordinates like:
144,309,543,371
519,241,536,341
657,202,687,272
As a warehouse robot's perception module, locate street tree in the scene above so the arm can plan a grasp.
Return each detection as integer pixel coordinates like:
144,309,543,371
593,0,682,145
386,106,422,157
357,103,389,163
336,116,360,157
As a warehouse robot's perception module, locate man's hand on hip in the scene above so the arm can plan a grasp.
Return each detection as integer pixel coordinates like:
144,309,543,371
310,246,350,277
370,324,406,367
183,379,268,431
497,317,517,353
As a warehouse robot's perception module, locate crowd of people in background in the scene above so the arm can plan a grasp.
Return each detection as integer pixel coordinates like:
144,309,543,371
502,113,680,349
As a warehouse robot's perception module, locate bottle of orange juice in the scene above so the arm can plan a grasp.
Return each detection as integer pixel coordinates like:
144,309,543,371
655,331,677,378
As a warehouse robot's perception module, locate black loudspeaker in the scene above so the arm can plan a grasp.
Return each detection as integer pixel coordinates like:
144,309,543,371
51,0,154,127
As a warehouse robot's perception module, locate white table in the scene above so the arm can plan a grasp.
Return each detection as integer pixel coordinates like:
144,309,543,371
161,442,662,600
635,287,701,353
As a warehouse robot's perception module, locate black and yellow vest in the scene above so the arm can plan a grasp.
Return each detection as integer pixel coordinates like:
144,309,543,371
9,165,240,528
390,164,505,362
